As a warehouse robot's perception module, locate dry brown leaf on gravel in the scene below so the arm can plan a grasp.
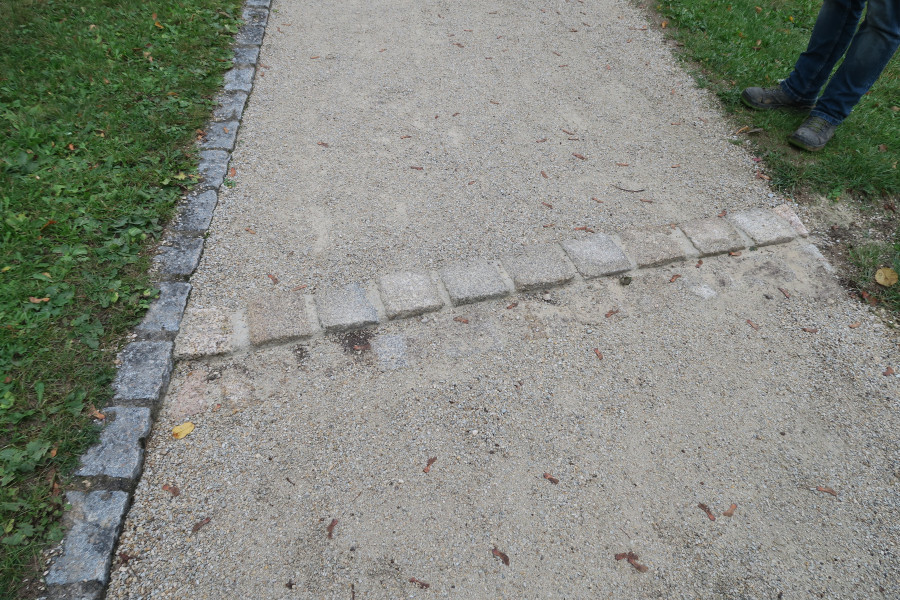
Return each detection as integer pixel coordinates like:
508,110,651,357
669,274,681,283
453,317,469,324
244,227,256,234
616,162,629,167
746,319,760,331
639,198,653,203
802,327,818,333
593,348,603,360
541,171,549,178
615,551,648,572
172,422,194,439
875,267,898,287
542,201,553,208
228,167,237,177
543,472,559,484
605,309,619,318
162,484,180,497
543,223,554,228
409,578,430,589
592,196,603,202
267,274,279,284
536,137,548,143
573,153,586,160
327,518,338,538
722,503,738,517
410,166,423,170
816,486,838,497
87,404,105,420
191,517,211,533
717,209,727,217
778,287,791,299
317,141,329,147
400,135,411,139
849,322,861,329
506,302,518,309
561,128,575,135
729,251,742,257
698,503,716,521
885,366,896,376
492,547,510,566
574,226,595,233
423,457,437,473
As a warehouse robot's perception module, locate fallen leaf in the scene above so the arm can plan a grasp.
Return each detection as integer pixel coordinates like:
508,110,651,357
172,422,195,440
28,297,50,303
489,100,500,105
695,259,703,268
756,172,771,181
816,486,838,497
506,302,518,309
291,285,307,291
639,198,653,203
267,274,279,284
746,319,760,331
454,316,469,324
541,171,549,178
155,20,163,29
593,348,603,360
49,447,57,458
542,201,553,208
698,503,716,521
592,197,603,203
722,503,737,517
535,138,548,143
409,578,430,589
574,226,595,233
423,457,437,473
661,20,668,28
615,551,648,572
671,164,680,168
492,547,510,566
875,267,898,287
669,274,681,283
616,162,629,167
162,483,180,497
573,153,587,160
717,209,727,218
543,472,559,484
317,141,330,147
802,327,818,333
884,366,895,376
552,50,562,56
877,144,888,152
778,287,791,299
605,309,619,318
327,518,338,538
191,517,211,533
468,180,476,185
244,227,256,234
729,251,742,257
410,166,423,170
310,55,320,59
88,404,105,420
848,322,861,329
400,135,412,139
452,112,460,116
561,128,575,135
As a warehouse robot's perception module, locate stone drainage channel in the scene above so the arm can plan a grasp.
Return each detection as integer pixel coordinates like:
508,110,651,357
39,0,810,597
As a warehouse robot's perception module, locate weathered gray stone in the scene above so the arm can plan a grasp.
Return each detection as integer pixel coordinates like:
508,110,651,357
372,334,408,370
247,292,318,345
213,90,249,121
198,150,229,190
772,204,810,237
136,282,191,335
561,234,631,278
176,190,218,232
242,7,269,26
502,244,576,291
728,208,797,246
315,283,379,331
440,259,510,306
45,491,129,587
681,218,745,256
201,120,239,151
155,235,204,277
113,341,173,403
223,67,255,93
378,271,444,319
76,407,151,480
235,23,265,46
618,227,695,268
174,306,234,359
46,580,104,600
245,0,271,7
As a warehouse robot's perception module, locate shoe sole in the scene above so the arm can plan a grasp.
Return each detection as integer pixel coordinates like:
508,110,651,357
740,91,814,111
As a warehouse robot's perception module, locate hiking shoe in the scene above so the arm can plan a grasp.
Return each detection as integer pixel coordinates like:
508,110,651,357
788,116,837,151
741,86,815,110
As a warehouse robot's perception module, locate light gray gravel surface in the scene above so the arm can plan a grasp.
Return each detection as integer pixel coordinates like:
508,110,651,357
105,0,899,598
190,0,781,307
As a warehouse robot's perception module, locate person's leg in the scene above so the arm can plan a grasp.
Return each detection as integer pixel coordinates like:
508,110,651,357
810,0,900,124
780,0,867,104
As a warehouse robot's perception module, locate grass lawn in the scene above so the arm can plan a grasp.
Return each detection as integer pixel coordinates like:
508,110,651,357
652,0,900,311
0,0,241,596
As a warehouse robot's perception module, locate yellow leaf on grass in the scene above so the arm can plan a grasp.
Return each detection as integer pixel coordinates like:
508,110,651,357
875,267,898,287
172,422,195,439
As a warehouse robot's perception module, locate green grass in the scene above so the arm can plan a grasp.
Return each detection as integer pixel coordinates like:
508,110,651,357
0,0,241,596
653,0,900,309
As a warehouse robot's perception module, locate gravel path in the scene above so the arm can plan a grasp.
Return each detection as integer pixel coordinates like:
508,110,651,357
105,0,899,598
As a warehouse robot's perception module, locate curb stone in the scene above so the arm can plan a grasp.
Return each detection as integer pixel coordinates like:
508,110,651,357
44,1,271,596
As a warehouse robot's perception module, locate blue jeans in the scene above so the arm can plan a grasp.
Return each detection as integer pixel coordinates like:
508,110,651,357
780,0,900,125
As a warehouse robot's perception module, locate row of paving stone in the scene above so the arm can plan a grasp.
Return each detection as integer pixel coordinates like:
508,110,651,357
172,205,808,358
41,1,272,598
